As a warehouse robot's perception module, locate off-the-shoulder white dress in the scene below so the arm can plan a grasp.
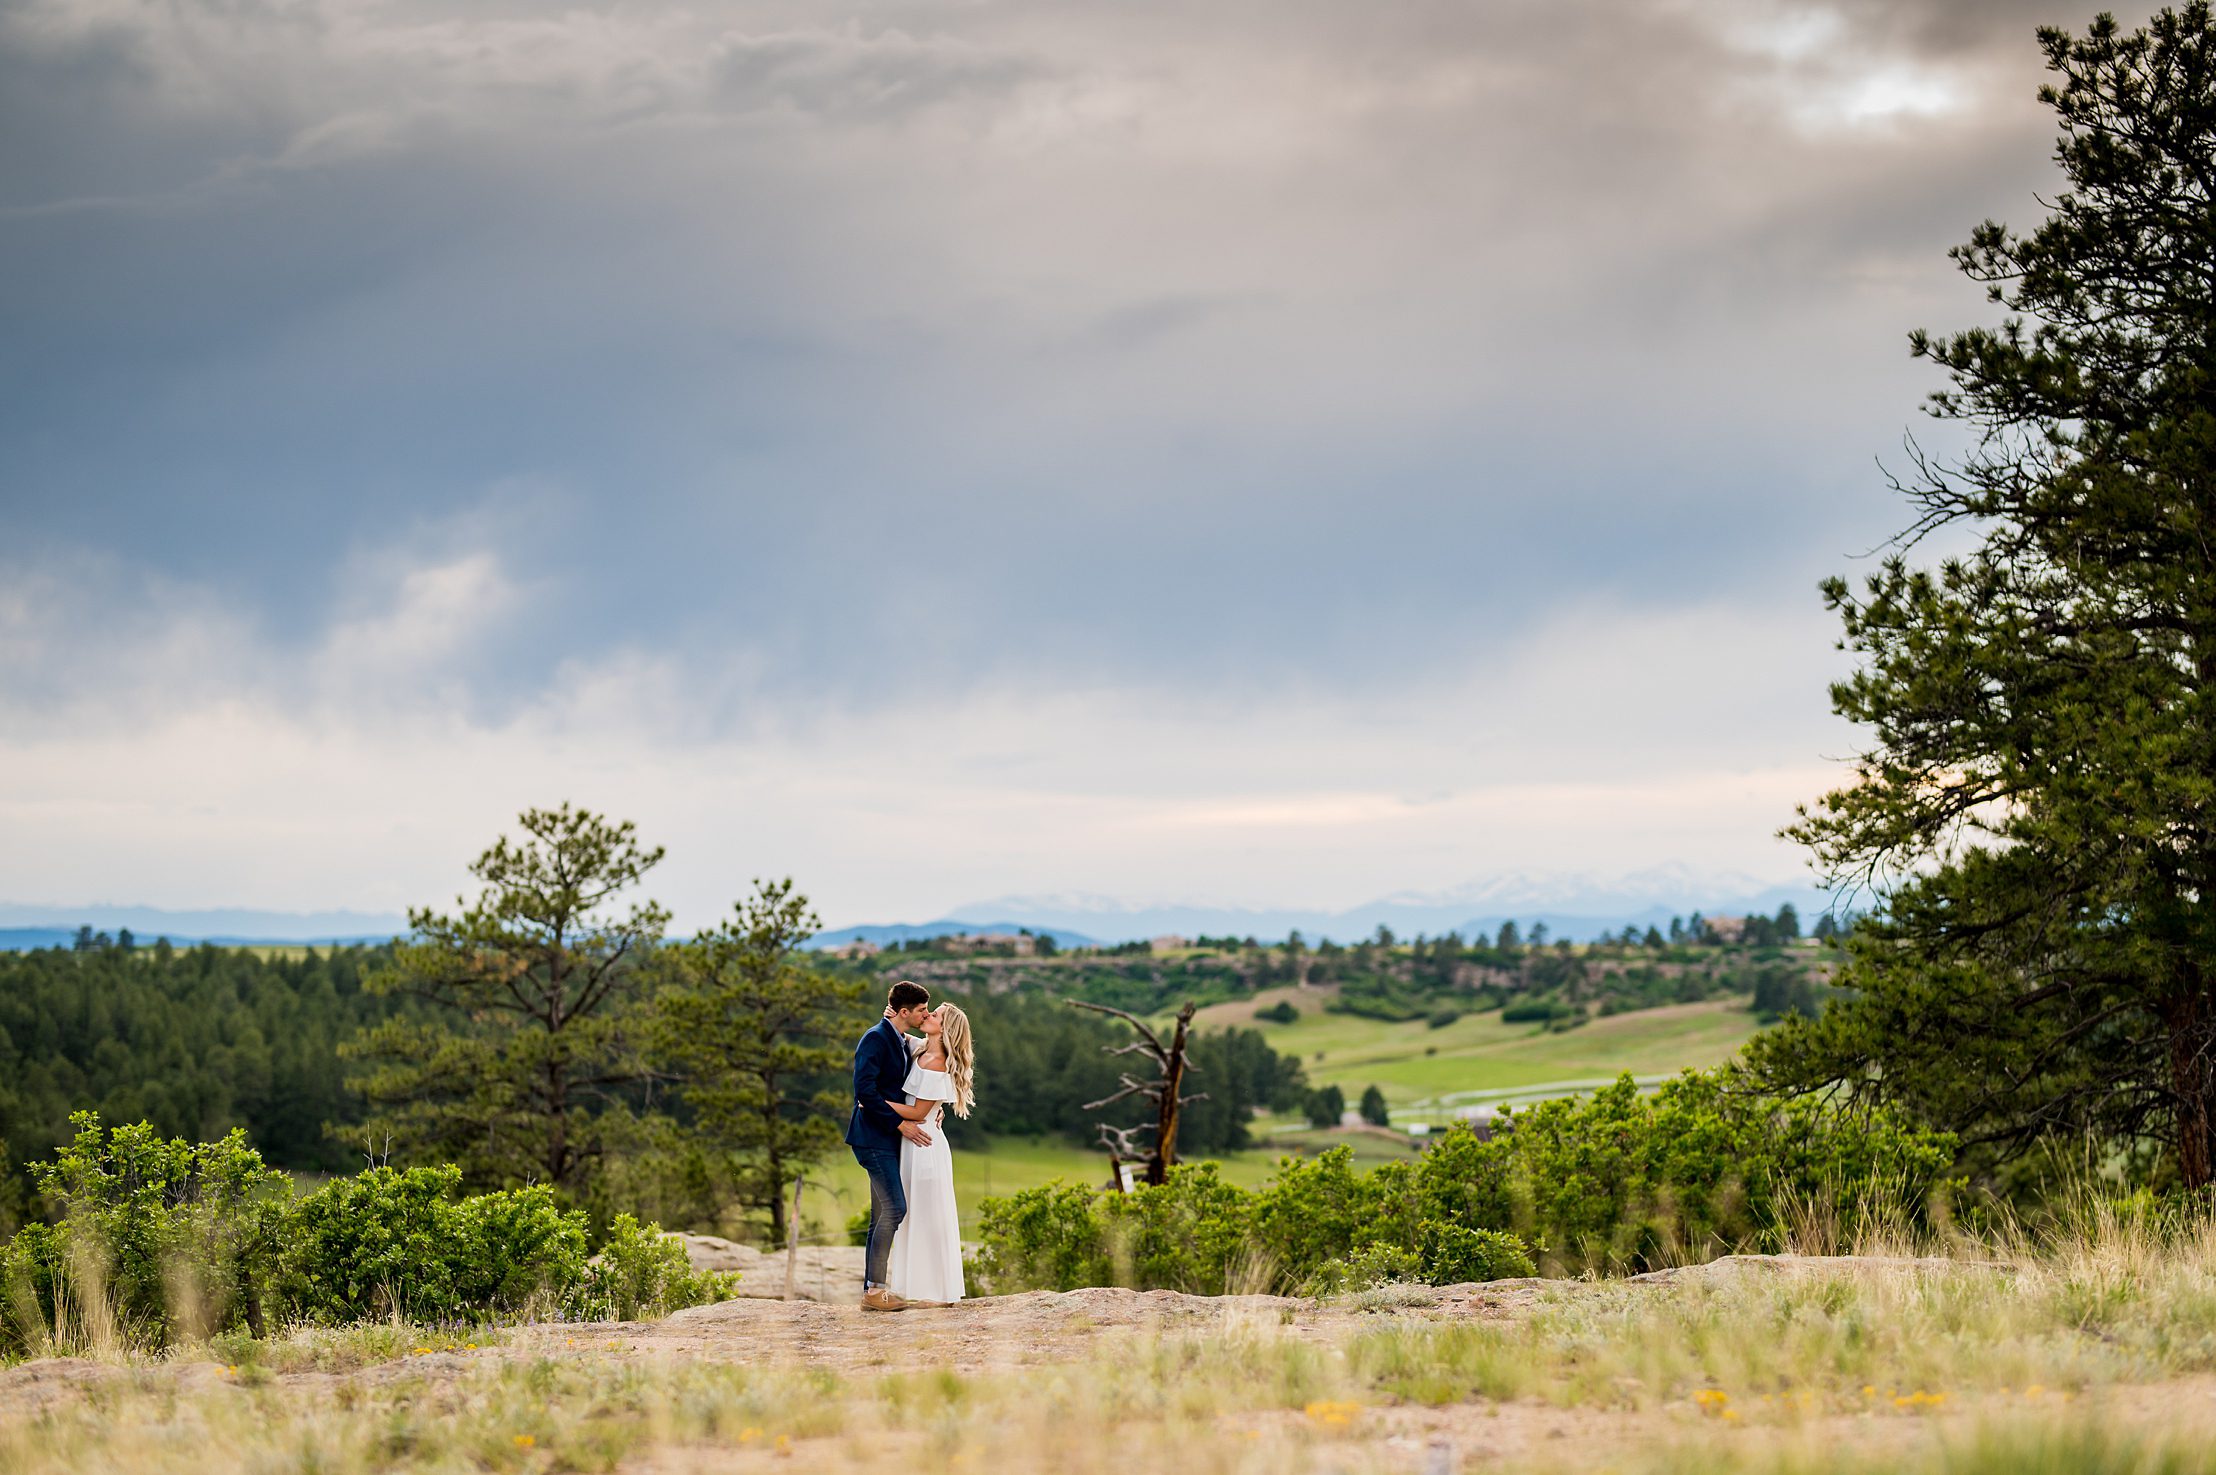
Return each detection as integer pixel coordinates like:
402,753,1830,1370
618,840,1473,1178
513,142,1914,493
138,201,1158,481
887,1045,965,1303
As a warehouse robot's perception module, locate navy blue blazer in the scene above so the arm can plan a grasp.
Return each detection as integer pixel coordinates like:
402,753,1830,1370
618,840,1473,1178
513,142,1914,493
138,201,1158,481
845,1017,912,1154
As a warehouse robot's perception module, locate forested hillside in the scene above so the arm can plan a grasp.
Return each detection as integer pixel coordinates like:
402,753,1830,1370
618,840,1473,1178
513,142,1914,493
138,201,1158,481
0,933,1305,1235
0,941,403,1230
831,906,1839,1027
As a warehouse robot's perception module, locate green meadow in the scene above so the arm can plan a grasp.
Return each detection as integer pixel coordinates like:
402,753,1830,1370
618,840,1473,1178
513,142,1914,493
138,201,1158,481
1206,991,1762,1106
803,996,1760,1239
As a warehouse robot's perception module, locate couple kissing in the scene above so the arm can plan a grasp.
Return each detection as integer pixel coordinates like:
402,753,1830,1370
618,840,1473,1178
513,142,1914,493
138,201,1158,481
844,980,975,1311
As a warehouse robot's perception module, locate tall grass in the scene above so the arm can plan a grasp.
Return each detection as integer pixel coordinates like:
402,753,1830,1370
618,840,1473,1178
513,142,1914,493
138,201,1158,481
1,1203,2211,1475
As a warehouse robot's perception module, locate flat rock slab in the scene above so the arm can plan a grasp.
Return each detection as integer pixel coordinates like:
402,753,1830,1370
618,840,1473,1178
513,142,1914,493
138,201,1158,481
676,1235,868,1303
525,1280,1556,1374
1626,1254,2015,1286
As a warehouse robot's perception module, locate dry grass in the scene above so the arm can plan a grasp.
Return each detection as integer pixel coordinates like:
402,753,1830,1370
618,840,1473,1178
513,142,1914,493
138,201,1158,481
3,1208,2215,1474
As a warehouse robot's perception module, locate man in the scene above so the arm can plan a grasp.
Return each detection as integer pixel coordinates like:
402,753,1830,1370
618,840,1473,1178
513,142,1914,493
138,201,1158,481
847,979,933,1311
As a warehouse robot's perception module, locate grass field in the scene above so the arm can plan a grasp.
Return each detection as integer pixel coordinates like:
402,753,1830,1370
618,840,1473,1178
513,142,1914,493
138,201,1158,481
794,998,1757,1243
1206,993,1764,1108
12,1210,2216,1475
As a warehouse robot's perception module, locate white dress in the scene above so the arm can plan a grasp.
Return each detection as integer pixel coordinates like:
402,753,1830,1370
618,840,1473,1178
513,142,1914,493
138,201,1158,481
887,1047,965,1303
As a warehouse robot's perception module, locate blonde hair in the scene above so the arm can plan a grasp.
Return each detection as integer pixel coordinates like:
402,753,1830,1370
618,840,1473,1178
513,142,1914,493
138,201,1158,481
936,1004,975,1118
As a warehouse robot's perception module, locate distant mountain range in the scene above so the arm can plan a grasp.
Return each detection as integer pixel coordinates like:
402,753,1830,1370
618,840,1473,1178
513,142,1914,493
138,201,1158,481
0,903,410,951
813,867,1843,948
1,867,1847,954
806,919,1101,951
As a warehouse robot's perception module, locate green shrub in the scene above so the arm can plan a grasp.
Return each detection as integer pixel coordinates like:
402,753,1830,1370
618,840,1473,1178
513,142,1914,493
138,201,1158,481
1249,1148,1402,1282
973,1069,1958,1293
846,1209,873,1247
1257,1001,1300,1024
1101,1164,1256,1294
1,1113,292,1351
1416,1222,1534,1283
564,1214,735,1321
1,1116,722,1350
1301,1240,1421,1296
449,1185,592,1314
968,1183,1112,1291
1425,1008,1462,1029
279,1160,598,1319
1501,999,1566,1024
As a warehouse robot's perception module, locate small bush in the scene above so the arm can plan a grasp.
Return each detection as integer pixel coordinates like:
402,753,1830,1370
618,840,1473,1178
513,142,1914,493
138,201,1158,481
1425,1008,1462,1029
0,1116,724,1352
451,1185,593,1314
1257,1001,1300,1024
1,1113,291,1351
969,1183,1114,1292
1417,1222,1534,1283
1501,999,1562,1024
1301,1241,1421,1296
565,1214,736,1321
846,1209,873,1247
282,1169,600,1324
1100,1164,1256,1295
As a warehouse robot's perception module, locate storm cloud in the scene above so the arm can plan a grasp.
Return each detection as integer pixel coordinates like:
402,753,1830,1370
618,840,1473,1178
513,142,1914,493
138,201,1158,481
0,0,2086,924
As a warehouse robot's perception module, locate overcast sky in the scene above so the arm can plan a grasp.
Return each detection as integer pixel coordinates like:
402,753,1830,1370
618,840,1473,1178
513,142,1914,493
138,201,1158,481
0,0,2083,927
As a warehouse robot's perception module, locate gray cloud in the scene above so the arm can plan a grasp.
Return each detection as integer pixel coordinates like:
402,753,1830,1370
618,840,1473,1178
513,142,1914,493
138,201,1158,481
0,0,2087,809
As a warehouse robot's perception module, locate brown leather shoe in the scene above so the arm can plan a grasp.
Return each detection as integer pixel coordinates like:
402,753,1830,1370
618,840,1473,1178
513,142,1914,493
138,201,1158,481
862,1287,908,1312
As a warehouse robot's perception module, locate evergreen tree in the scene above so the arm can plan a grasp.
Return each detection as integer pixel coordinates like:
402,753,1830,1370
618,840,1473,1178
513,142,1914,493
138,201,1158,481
1359,1083,1391,1127
1752,6,2216,1187
343,806,669,1200
654,879,861,1241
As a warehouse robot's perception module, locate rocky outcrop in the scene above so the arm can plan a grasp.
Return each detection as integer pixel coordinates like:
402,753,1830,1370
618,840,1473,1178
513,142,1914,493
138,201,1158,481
675,1234,868,1303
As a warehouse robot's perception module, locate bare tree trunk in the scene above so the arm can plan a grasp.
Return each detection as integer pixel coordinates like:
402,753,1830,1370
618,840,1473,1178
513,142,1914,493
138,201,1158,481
2169,986,2216,1190
1151,1006,1193,1184
1071,1000,1207,1188
783,1174,806,1300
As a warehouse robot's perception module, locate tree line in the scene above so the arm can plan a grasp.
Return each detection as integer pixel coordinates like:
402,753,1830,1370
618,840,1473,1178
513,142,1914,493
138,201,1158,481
0,806,1306,1241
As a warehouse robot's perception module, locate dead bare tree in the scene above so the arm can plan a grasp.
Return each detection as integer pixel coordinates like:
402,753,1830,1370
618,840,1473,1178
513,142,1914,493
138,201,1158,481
1069,999,1206,1187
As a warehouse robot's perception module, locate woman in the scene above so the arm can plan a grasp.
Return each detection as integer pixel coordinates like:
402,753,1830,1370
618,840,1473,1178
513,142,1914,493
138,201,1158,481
883,1002,972,1304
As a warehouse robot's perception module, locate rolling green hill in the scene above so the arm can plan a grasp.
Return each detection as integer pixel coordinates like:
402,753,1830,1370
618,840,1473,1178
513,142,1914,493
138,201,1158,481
1202,992,1763,1112
801,996,1764,1239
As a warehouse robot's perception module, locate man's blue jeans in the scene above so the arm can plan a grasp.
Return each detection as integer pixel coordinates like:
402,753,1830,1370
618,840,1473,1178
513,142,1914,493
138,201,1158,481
854,1145,907,1290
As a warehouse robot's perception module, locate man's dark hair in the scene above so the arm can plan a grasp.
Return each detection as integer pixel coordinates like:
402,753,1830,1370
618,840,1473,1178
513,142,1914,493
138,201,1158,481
888,980,931,1011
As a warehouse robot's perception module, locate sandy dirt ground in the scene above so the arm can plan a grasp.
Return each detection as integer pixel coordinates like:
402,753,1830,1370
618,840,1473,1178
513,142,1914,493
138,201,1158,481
2,1256,2203,1473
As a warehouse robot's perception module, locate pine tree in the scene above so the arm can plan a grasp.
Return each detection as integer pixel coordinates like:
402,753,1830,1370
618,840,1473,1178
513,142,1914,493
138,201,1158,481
653,879,862,1241
1751,6,2216,1187
344,806,668,1199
